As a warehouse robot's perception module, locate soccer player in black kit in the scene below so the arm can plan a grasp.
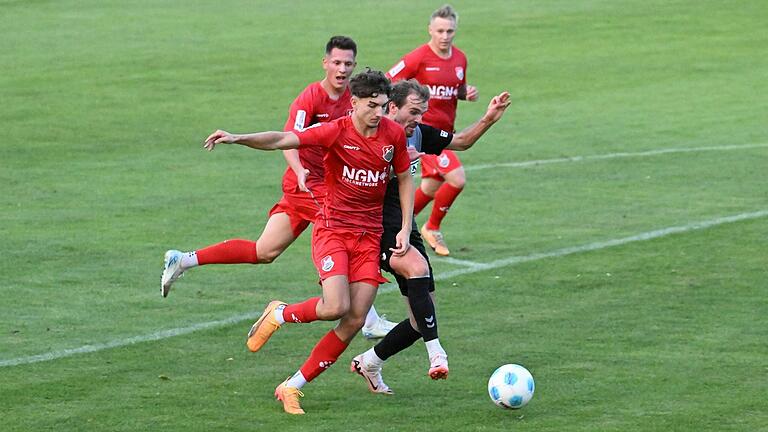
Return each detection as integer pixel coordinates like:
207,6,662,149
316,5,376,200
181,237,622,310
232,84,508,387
350,79,511,393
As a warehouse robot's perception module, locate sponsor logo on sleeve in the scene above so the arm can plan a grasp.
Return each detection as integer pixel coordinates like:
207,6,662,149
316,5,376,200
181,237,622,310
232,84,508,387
388,60,406,77
440,130,449,138
293,110,307,131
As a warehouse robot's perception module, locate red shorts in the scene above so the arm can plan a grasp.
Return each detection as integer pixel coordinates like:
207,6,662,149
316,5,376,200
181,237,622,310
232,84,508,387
311,225,388,287
421,149,463,180
268,191,324,238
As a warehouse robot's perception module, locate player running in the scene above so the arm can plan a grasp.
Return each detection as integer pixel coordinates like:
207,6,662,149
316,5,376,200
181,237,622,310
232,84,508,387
387,4,477,256
203,69,414,415
160,36,396,338
349,79,511,394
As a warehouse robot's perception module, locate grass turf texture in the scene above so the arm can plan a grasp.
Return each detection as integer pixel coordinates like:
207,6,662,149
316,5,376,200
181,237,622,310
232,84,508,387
1,0,767,430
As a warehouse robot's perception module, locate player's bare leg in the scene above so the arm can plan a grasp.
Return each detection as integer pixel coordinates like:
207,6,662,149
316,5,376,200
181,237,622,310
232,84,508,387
247,274,350,353
255,212,300,263
277,279,376,414
353,248,448,390
161,212,298,297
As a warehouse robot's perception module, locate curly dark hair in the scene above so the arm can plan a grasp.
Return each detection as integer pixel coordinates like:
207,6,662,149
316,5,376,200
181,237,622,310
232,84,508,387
349,68,391,99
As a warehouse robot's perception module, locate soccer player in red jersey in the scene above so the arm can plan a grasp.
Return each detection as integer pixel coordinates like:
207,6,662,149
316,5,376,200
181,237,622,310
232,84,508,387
159,36,396,337
349,80,511,394
203,70,413,415
387,4,478,256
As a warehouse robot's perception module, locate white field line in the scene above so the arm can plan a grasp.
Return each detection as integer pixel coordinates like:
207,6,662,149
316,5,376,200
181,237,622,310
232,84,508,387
0,312,259,368
462,143,768,172
3,209,766,368
433,256,482,267
434,210,768,281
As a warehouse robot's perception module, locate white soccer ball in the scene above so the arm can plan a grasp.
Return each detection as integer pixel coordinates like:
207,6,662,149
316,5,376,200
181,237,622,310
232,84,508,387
487,364,535,409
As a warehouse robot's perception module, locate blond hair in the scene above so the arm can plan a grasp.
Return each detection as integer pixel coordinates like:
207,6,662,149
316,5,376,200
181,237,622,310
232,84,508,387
430,4,458,24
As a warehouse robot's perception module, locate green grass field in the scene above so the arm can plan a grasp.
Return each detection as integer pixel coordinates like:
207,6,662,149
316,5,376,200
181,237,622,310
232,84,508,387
2,0,767,430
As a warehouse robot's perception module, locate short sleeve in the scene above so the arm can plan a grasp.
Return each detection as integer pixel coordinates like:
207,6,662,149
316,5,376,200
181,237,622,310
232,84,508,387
419,124,453,155
283,90,314,132
386,51,421,82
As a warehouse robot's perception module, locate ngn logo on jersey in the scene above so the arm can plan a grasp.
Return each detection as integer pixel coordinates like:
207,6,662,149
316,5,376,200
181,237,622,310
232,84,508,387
342,166,389,187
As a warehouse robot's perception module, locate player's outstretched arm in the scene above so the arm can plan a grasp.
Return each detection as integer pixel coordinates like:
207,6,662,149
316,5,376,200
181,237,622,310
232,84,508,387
446,91,511,151
390,170,414,257
203,130,300,152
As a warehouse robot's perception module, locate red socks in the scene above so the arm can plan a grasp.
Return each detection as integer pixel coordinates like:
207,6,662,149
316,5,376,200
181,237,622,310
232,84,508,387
299,330,349,382
414,188,433,216
196,239,259,265
425,183,463,230
282,297,321,323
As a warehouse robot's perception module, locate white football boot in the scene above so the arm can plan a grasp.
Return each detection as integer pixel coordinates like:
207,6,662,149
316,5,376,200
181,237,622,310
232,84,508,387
161,249,184,297
362,315,397,339
350,354,394,395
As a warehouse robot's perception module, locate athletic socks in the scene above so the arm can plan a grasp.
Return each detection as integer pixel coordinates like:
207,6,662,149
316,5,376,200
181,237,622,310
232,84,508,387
426,338,447,360
180,251,198,269
425,183,463,231
413,188,433,216
299,329,349,382
194,239,259,265
364,304,381,328
281,297,321,324
284,370,308,389
361,347,386,368
373,318,422,361
406,277,439,341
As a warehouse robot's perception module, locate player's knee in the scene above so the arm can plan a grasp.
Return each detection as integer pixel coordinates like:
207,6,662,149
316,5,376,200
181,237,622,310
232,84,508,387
257,249,281,263
320,302,349,320
398,262,430,279
447,176,465,189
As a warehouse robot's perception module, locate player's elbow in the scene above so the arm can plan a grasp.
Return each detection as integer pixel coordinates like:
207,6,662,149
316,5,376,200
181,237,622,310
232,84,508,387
450,138,472,151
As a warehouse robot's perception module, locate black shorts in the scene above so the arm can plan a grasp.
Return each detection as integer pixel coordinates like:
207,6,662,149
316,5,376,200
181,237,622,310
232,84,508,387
380,227,436,296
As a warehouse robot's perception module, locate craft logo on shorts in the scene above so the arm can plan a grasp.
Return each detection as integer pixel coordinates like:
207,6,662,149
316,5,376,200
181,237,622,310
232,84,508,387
321,255,334,272
455,66,464,80
438,153,451,168
382,145,394,162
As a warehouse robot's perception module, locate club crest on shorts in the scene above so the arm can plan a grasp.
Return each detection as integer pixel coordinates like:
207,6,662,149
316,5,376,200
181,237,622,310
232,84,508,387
321,255,335,272
438,153,450,168
455,66,464,80
382,145,394,162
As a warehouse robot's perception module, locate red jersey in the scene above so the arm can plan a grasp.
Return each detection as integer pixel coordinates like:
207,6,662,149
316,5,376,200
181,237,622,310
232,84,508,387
387,44,467,132
293,116,410,233
281,81,352,193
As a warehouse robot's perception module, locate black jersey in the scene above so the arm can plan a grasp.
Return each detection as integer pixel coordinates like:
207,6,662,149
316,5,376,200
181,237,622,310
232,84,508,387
382,124,454,231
